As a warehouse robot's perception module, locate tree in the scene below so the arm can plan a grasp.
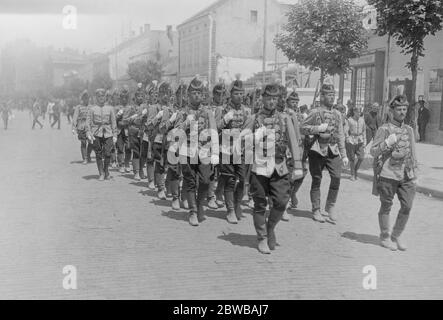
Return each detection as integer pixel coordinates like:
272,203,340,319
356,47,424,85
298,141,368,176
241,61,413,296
89,71,113,92
368,0,443,127
274,0,368,84
127,60,163,88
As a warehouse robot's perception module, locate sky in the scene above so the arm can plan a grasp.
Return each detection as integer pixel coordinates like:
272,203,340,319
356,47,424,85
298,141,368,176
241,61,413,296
0,0,364,53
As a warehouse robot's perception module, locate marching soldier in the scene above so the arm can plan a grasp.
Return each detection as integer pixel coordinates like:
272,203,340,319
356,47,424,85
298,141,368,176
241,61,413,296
243,83,301,254
86,88,118,181
115,88,133,173
140,83,160,187
31,98,44,129
72,90,94,164
281,91,306,221
208,82,227,209
345,106,367,181
215,78,251,224
151,81,174,200
370,95,417,251
301,84,348,224
176,76,218,226
126,88,148,181
1,101,12,130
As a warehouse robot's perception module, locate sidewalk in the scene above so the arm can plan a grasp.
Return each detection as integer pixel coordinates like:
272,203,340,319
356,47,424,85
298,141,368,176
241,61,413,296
347,142,443,199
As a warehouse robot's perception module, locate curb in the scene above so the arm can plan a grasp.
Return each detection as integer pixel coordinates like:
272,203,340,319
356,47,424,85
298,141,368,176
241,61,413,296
343,169,443,200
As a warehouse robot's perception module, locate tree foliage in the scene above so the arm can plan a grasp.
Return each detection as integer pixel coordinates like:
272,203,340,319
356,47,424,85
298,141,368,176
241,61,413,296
368,0,443,126
274,0,368,82
127,60,163,88
89,71,113,92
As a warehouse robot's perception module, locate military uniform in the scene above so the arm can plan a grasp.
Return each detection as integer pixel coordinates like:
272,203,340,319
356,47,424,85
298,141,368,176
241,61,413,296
140,83,160,186
301,84,347,224
151,82,175,200
86,89,118,181
215,79,251,224
243,84,300,254
114,88,133,173
282,91,306,219
176,77,217,226
370,95,417,251
209,83,227,209
72,90,93,164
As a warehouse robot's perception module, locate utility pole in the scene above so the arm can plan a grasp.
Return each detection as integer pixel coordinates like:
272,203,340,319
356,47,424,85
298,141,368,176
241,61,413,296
262,0,268,85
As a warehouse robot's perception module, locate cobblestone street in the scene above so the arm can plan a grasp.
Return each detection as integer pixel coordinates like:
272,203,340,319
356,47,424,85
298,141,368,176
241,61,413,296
1,111,442,299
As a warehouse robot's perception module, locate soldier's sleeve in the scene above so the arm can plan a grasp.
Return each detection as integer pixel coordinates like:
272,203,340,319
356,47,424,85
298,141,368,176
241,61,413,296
85,108,92,138
214,106,225,130
301,109,321,135
370,126,390,159
343,118,350,142
285,113,303,165
336,111,346,158
362,120,367,146
72,106,79,131
110,108,118,138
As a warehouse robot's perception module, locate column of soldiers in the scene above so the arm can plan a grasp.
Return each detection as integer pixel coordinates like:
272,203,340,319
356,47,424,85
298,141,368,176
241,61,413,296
74,77,415,254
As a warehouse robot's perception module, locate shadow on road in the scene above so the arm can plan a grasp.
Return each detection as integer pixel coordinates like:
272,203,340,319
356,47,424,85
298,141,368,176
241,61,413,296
204,209,225,221
70,160,85,164
218,232,257,250
341,231,380,247
288,209,313,220
161,210,188,222
139,189,157,197
82,175,99,180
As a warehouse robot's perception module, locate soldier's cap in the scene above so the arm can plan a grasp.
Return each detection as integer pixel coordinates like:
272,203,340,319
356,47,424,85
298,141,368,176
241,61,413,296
175,84,187,96
213,83,226,96
261,83,280,97
390,95,409,108
188,76,204,93
95,88,106,96
286,91,300,102
279,85,288,97
135,87,146,97
158,81,172,95
119,88,130,98
320,84,335,94
80,90,89,99
230,79,245,94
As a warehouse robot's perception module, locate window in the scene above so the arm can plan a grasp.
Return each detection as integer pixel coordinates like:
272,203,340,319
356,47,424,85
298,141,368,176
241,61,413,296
250,10,258,23
355,65,376,109
429,69,443,92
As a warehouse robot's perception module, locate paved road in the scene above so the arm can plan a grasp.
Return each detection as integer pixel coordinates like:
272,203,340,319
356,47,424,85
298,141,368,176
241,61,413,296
1,111,442,299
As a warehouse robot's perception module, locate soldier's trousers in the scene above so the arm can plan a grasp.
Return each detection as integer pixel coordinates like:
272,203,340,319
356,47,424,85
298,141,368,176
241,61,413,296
219,163,246,212
2,116,8,130
116,133,131,167
167,163,181,200
77,130,92,161
181,160,213,214
377,177,415,240
140,140,155,182
129,133,141,159
308,150,342,212
92,136,114,174
153,142,167,190
250,171,290,240
32,117,43,129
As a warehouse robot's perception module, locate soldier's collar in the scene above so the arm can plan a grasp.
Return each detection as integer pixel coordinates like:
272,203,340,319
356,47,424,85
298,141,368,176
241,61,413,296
390,118,404,127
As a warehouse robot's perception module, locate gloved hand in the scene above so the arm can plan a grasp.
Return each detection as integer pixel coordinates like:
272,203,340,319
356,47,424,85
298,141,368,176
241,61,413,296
342,157,349,167
223,111,234,123
113,136,117,144
117,109,124,116
385,133,397,147
155,110,164,119
186,114,195,122
318,123,329,133
87,134,94,144
142,108,148,116
292,169,304,181
169,112,178,123
72,129,76,136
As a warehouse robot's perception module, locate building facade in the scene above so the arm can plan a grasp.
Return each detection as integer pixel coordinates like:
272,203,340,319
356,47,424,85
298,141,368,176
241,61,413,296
351,31,443,145
177,0,291,86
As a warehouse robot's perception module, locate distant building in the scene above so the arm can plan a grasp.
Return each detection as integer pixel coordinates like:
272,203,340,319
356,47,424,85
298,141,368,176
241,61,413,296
107,24,178,85
350,31,443,145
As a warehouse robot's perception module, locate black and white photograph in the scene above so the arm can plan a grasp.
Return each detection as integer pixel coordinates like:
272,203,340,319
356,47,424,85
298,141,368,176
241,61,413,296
0,0,442,303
